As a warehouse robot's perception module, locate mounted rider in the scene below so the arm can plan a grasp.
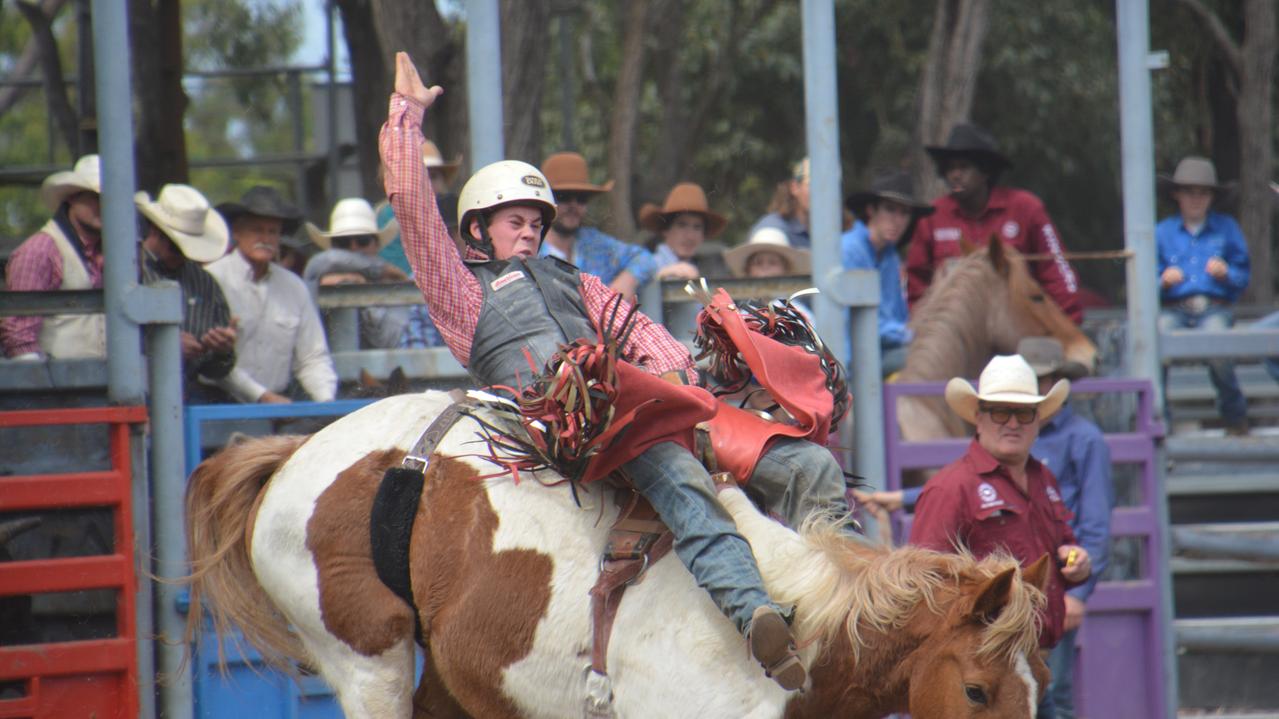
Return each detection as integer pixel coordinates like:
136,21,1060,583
380,51,852,692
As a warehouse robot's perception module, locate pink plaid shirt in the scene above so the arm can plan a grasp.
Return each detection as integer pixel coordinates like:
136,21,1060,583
1,228,104,357
380,94,695,379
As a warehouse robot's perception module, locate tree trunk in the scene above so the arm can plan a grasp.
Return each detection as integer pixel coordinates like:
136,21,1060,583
371,0,469,179
647,0,689,204
605,0,650,239
335,0,388,199
17,0,80,157
499,0,550,164
1235,0,1274,303
912,0,991,201
129,0,188,191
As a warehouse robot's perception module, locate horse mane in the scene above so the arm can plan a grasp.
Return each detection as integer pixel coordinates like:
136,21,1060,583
776,519,1044,666
899,252,1010,382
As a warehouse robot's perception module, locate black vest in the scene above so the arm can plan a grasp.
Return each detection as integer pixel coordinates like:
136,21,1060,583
467,256,597,389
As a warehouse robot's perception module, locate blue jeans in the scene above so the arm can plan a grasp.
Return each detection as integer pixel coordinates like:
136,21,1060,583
1045,628,1078,719
1255,310,1279,384
623,439,848,633
1159,306,1248,425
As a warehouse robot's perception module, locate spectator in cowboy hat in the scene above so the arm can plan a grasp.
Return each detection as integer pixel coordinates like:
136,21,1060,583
135,184,239,401
303,198,410,349
723,226,811,280
905,122,1084,323
1155,155,1251,435
378,139,462,275
640,181,729,281
538,151,656,299
842,169,934,375
750,157,813,250
1,155,106,360
205,186,337,404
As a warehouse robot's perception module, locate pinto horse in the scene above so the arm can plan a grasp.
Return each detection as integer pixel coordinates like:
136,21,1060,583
186,390,1051,718
896,239,1097,443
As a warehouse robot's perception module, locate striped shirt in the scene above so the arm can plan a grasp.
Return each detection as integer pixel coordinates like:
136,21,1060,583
379,94,695,380
1,217,104,357
141,252,236,381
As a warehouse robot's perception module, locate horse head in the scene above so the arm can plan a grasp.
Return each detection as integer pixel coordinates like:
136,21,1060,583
903,552,1052,719
984,238,1096,374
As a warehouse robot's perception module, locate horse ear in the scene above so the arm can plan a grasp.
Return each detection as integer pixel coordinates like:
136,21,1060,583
986,236,1011,278
359,368,380,388
388,366,410,395
1022,553,1052,593
966,566,1016,625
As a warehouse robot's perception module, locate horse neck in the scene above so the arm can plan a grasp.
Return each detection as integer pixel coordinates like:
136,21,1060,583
899,266,1006,383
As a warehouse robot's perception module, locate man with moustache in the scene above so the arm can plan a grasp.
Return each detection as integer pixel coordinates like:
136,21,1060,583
538,151,655,299
2,155,107,359
205,186,337,404
905,123,1083,323
910,354,1092,718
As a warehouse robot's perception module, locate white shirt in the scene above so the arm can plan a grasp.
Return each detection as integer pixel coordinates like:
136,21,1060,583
205,250,337,402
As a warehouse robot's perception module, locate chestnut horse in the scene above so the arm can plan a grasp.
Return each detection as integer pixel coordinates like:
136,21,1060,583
186,390,1050,718
896,240,1097,443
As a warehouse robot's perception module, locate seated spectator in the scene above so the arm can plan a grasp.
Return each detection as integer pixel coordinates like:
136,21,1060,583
379,139,461,275
1,155,105,360
206,186,337,404
276,231,315,277
538,151,655,299
135,184,239,402
842,169,933,376
750,158,811,250
1156,156,1251,435
304,198,409,349
723,226,811,280
639,182,727,281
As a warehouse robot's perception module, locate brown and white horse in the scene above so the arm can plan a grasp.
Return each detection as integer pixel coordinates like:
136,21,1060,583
186,390,1051,718
896,240,1097,443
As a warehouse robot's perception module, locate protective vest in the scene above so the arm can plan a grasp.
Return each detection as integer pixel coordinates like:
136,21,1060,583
38,219,106,359
466,256,597,389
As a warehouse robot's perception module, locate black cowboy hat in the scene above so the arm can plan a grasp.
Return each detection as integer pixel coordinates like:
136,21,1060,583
925,123,1013,175
845,169,935,222
216,185,303,235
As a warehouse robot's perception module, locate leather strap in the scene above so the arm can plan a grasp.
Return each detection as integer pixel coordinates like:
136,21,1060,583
401,389,473,472
589,494,674,676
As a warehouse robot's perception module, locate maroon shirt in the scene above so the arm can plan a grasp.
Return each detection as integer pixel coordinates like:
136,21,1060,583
905,186,1082,323
909,439,1079,648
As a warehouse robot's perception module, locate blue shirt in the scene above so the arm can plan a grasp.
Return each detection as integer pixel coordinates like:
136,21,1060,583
398,304,444,349
1155,210,1250,303
840,221,912,351
377,203,413,275
900,405,1113,600
750,212,810,250
538,226,656,287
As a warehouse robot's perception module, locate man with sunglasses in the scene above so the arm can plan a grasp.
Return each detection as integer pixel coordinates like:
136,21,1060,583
538,152,656,300
909,354,1091,717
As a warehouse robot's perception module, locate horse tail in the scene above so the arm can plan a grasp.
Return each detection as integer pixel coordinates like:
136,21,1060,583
184,434,310,674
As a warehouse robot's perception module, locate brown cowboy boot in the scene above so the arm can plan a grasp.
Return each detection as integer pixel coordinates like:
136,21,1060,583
748,605,807,691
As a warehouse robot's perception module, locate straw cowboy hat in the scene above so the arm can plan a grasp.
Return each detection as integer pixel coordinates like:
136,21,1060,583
637,182,728,237
540,152,614,194
134,184,230,263
845,169,935,221
925,123,1013,175
216,186,303,235
41,154,101,211
305,198,397,250
1016,336,1089,381
422,139,462,184
944,354,1070,425
723,226,811,277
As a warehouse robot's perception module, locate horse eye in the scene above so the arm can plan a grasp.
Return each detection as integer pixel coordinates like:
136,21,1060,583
964,684,988,705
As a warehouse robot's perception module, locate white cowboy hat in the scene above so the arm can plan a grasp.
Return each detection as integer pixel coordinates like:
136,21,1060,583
305,198,397,250
134,184,230,263
723,226,811,277
41,154,102,211
944,354,1070,425
422,139,462,184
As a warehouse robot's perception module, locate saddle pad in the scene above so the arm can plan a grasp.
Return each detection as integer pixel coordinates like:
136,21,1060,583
370,466,426,617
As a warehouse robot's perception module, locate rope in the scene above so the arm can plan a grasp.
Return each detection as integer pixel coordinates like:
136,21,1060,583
1021,249,1133,262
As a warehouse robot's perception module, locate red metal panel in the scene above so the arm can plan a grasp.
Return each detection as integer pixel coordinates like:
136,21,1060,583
0,405,147,428
0,555,129,595
0,472,123,511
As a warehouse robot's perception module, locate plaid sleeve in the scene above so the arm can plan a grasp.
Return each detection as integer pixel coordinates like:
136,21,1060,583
380,93,481,365
1,233,61,356
580,273,697,382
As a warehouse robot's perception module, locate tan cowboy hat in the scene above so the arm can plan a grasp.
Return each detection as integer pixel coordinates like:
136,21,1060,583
723,226,811,277
134,184,230,263
41,154,101,211
305,198,398,250
422,139,462,184
1157,156,1236,201
540,151,614,194
637,182,728,238
944,354,1070,425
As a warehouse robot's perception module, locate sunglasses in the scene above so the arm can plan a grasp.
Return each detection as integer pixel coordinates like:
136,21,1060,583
557,192,592,205
334,235,378,248
978,403,1038,426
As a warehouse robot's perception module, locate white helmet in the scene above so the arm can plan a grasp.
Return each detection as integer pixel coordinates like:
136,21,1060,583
457,161,557,249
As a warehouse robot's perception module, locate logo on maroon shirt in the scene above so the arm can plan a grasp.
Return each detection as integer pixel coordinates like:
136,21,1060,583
1001,220,1020,239
935,227,961,242
977,481,1006,509
1046,485,1062,503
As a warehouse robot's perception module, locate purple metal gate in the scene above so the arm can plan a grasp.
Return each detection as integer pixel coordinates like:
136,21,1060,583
883,378,1169,718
